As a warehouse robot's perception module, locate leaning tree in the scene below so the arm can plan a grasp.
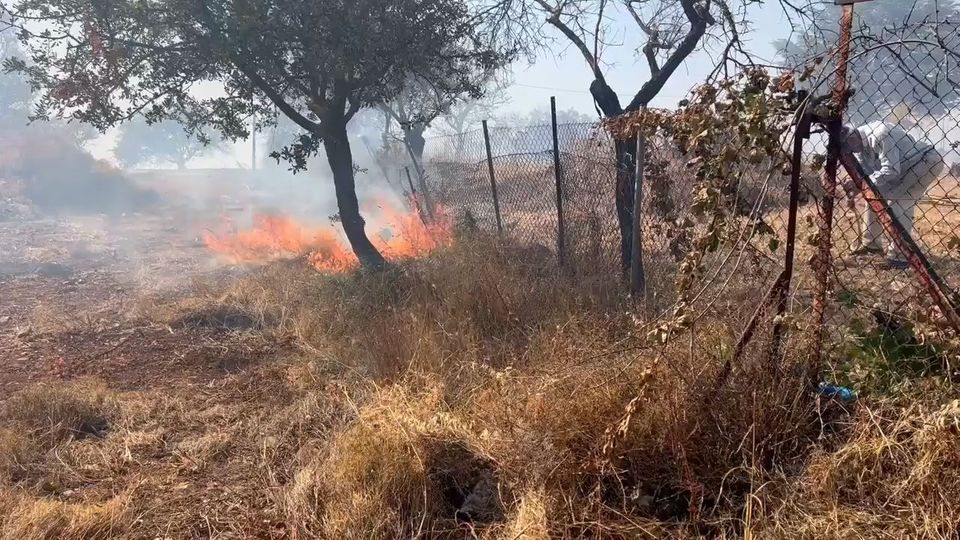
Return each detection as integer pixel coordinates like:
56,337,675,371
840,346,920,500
1,0,506,268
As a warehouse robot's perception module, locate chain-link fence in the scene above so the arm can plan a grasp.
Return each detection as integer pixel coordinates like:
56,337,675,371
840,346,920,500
400,10,960,360
419,115,793,308
804,17,960,337
422,122,621,275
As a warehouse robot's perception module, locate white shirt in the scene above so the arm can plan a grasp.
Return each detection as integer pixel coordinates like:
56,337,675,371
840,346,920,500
855,121,934,189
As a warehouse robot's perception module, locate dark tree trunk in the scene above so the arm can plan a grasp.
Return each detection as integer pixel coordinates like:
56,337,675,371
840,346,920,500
321,120,387,270
404,125,426,165
403,124,435,216
589,78,637,278
615,138,637,278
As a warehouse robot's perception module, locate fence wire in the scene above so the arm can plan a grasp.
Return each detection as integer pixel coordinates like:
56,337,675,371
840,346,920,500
422,122,789,322
810,19,960,332
415,16,960,348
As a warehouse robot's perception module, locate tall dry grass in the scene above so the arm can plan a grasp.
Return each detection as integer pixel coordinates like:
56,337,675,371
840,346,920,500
153,238,833,537
2,237,958,538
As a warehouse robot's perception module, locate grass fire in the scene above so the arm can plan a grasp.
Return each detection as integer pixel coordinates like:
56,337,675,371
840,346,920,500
202,200,453,272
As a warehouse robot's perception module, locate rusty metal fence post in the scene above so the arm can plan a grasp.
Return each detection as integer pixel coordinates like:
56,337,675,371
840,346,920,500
550,97,567,266
838,153,960,332
811,3,855,370
482,120,504,237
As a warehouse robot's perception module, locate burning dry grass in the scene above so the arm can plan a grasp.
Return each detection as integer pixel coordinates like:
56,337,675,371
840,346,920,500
202,199,455,272
2,238,959,537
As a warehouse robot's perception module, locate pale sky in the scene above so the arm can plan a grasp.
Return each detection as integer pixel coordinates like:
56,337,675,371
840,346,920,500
500,1,795,115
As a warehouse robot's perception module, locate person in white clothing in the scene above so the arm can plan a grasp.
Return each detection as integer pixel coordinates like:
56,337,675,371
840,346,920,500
841,121,945,268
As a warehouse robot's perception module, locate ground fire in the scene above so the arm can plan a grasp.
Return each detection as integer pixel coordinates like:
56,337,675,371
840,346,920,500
202,198,453,272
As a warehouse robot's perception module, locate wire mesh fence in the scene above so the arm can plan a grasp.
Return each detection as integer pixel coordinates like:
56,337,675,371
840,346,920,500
403,11,960,360
419,120,790,319
807,17,960,336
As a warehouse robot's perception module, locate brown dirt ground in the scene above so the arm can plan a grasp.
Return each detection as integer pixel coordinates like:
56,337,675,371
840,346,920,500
0,190,311,537
0,210,280,396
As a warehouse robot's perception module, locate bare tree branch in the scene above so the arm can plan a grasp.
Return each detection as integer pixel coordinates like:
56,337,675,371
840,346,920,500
627,0,716,110
534,0,604,80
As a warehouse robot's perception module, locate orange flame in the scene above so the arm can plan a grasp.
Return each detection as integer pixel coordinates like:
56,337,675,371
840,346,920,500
202,198,453,272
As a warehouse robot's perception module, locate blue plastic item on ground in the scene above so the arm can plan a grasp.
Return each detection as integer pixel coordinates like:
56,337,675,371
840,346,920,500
817,383,856,402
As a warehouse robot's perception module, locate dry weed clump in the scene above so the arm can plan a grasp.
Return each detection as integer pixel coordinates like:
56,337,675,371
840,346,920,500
753,399,960,538
1,380,117,450
284,384,503,539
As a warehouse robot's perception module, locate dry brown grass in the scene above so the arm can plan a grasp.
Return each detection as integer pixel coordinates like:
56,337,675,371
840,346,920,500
0,489,135,540
0,381,133,539
1,380,117,450
2,237,958,538
750,399,960,539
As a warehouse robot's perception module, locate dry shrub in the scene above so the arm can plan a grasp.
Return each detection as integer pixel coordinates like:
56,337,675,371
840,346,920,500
0,489,135,540
285,385,503,539
755,399,960,538
1,380,117,450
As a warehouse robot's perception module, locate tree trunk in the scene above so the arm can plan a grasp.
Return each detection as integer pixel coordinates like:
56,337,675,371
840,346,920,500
403,124,434,217
615,137,637,279
404,125,426,165
589,78,637,278
322,120,387,270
